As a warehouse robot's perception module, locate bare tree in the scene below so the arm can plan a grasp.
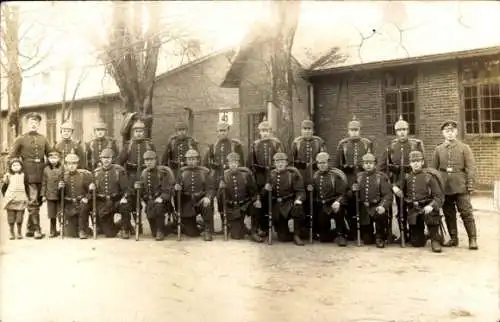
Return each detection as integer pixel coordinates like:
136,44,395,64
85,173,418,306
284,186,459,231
269,0,301,153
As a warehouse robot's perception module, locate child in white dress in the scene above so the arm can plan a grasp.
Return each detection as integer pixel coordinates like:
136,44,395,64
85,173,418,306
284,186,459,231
1,158,29,239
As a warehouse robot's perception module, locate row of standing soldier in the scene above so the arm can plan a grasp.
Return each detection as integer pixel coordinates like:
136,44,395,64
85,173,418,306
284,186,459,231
5,112,478,252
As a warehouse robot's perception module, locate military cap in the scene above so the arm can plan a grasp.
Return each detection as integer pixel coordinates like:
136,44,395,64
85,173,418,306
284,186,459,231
362,153,376,162
25,112,42,122
60,122,74,131
100,148,114,158
348,115,361,129
175,121,188,130
217,121,230,131
258,120,271,130
409,151,424,162
226,152,240,162
94,121,107,130
301,120,314,129
273,152,288,161
132,120,145,130
47,148,61,157
394,115,409,130
143,150,157,160
185,149,199,158
65,153,80,163
440,120,458,130
316,152,330,163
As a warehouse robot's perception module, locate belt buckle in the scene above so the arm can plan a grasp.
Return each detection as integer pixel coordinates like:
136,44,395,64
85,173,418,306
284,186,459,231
72,198,77,203
34,158,41,163
446,167,453,173
321,200,326,204
277,197,282,202
413,201,419,207
106,196,111,200
363,202,370,207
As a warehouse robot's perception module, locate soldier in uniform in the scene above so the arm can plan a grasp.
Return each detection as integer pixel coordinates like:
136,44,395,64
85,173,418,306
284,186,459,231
380,116,425,243
161,121,198,178
352,153,393,248
41,148,64,237
140,150,175,241
247,120,284,237
431,120,478,250
85,121,119,170
117,119,155,235
218,152,263,242
394,151,444,252
89,148,129,238
311,152,349,246
9,112,51,238
174,149,215,241
335,116,374,241
264,152,306,246
291,119,326,239
54,122,86,169
58,153,93,239
203,120,244,231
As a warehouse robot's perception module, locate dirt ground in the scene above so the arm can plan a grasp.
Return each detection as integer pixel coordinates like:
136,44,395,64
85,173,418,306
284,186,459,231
0,196,498,322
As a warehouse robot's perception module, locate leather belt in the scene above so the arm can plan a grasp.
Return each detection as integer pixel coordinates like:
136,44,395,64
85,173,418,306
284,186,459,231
227,199,250,206
26,158,42,163
439,168,464,173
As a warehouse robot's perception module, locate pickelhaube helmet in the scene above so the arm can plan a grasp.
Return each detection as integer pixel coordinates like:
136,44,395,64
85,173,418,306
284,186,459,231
94,121,107,130
258,118,271,130
60,122,74,131
394,115,409,130
362,153,376,162
100,148,114,158
226,152,240,162
348,115,361,129
175,121,188,130
65,153,80,163
315,152,330,163
131,120,145,130
217,121,230,131
301,119,314,129
143,150,157,160
185,149,199,158
409,151,424,162
273,152,288,161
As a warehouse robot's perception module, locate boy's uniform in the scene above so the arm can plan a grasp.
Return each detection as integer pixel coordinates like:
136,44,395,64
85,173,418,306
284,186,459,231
41,149,64,237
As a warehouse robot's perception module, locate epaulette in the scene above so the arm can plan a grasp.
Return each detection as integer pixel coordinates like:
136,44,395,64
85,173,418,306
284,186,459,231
292,136,304,144
179,166,188,173
312,135,324,143
157,165,175,178
329,167,347,184
375,171,390,181
236,166,252,175
231,138,242,146
337,138,349,147
360,137,372,144
286,166,301,176
113,164,126,172
197,166,210,173
77,169,92,175
75,140,81,145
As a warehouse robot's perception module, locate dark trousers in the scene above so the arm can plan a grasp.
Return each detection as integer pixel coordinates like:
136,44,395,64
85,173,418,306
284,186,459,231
145,200,171,237
442,193,476,238
409,213,426,247
47,200,60,234
360,215,388,244
317,205,348,242
346,193,358,240
179,201,214,236
63,202,90,238
7,210,24,224
26,183,42,233
275,217,304,242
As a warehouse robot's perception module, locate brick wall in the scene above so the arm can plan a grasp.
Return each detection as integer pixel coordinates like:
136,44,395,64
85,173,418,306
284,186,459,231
311,60,499,189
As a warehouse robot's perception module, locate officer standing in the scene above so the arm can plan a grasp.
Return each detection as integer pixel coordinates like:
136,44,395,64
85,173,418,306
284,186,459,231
9,112,51,238
89,148,129,238
396,151,444,252
54,122,85,169
352,153,393,248
380,116,425,243
264,152,306,246
174,149,215,241
140,150,175,241
58,153,93,239
431,120,478,250
311,152,348,246
218,152,263,242
335,116,374,241
291,119,326,239
85,121,119,170
161,121,198,178
117,119,155,236
247,120,284,237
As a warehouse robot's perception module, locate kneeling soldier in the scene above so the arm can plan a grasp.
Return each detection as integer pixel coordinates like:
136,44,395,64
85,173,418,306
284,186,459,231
58,153,93,239
394,151,444,252
311,152,348,246
264,152,306,246
352,153,393,248
218,152,263,242
174,149,215,241
89,148,129,238
141,150,175,241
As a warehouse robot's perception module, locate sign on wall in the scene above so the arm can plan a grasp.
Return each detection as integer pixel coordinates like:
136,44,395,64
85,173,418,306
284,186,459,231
219,111,233,125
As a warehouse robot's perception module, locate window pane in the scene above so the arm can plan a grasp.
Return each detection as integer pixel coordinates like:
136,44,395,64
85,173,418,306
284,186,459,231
492,108,500,121
482,122,492,133
492,121,500,133
490,83,500,96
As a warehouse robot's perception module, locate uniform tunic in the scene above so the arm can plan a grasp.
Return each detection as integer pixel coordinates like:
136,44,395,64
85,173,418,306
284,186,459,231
141,166,175,219
41,164,63,201
335,137,373,186
269,167,305,220
203,137,244,186
55,139,86,169
312,169,347,206
118,138,155,187
93,164,129,217
248,137,283,188
380,138,425,184
356,170,392,225
9,132,50,183
161,135,198,171
85,137,119,170
62,169,93,217
291,135,326,186
177,166,214,218
218,167,258,220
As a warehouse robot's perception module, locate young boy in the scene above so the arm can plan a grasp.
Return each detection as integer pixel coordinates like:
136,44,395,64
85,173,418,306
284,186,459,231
41,148,63,237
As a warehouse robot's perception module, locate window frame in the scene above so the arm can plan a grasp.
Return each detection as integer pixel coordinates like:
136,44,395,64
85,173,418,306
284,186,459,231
461,57,500,137
382,69,419,136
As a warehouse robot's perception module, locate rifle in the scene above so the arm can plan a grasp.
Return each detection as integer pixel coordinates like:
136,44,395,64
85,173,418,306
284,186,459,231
60,151,66,239
399,148,406,247
354,166,361,247
222,181,228,241
135,143,142,241
385,147,393,244
307,156,314,244
91,157,97,240
176,186,182,241
266,158,273,245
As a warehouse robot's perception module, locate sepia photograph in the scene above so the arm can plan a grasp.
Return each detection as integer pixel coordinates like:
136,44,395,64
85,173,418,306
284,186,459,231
0,1,499,321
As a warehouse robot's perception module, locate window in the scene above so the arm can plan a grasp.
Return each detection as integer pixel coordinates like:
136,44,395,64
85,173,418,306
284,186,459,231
72,105,83,141
462,58,500,134
99,103,114,136
46,110,57,145
383,70,417,135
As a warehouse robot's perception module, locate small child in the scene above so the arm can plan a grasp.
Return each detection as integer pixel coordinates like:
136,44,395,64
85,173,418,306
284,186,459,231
1,158,29,240
41,149,63,237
